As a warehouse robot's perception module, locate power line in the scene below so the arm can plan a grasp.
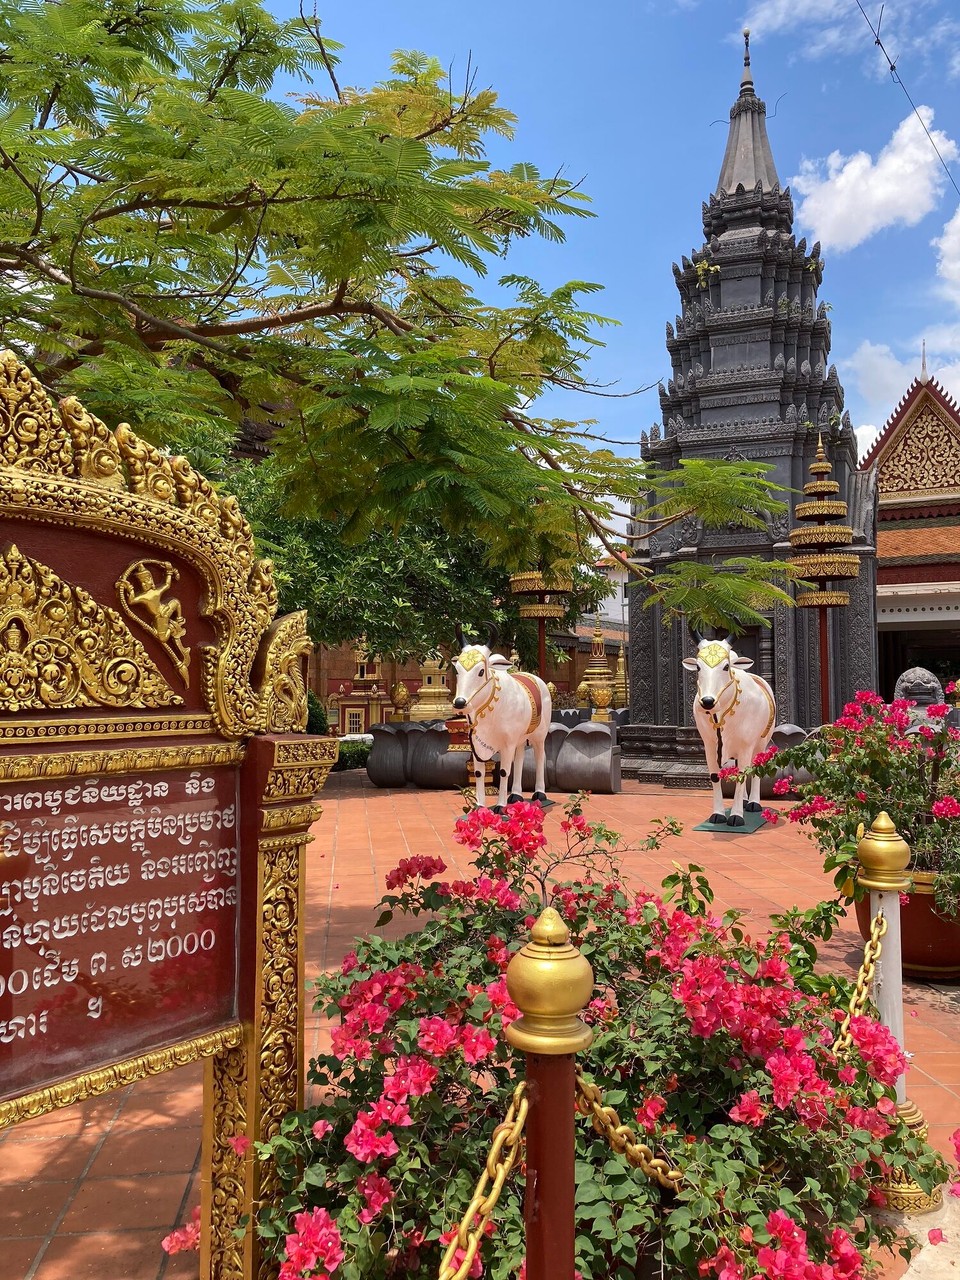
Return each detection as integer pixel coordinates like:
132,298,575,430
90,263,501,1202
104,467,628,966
854,0,960,201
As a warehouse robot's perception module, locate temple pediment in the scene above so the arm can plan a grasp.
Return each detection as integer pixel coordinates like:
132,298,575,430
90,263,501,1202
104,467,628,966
867,381,960,505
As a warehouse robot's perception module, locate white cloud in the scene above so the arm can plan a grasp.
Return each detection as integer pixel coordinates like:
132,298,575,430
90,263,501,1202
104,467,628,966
855,423,880,460
737,0,960,73
737,0,860,49
933,204,960,306
790,109,959,252
841,337,960,442
842,341,918,413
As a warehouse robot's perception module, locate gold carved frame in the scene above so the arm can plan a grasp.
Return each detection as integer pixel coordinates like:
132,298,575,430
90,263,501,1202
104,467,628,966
0,352,337,1279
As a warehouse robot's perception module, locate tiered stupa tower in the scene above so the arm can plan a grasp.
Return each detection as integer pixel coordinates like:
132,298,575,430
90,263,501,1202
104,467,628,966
625,35,877,772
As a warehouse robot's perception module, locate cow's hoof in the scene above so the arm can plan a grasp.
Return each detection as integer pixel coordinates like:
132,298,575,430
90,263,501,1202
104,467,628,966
507,793,524,805
709,812,727,825
745,801,762,813
532,791,548,803
727,814,745,827
491,804,506,815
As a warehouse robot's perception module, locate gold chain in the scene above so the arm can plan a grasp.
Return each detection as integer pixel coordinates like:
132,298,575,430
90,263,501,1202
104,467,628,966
574,1076,683,1192
833,909,887,1056
437,1082,528,1280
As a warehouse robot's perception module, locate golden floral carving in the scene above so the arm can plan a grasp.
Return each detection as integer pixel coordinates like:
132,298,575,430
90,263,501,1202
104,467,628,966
0,712,213,740
59,395,125,488
264,765,335,801
257,833,306,1279
257,612,311,733
0,544,181,711
793,500,849,520
0,350,278,737
260,801,323,832
117,558,191,685
0,741,243,783
0,352,74,474
788,553,860,580
205,1039,249,1280
274,738,339,767
0,1024,242,1131
264,738,338,802
878,404,960,500
796,590,850,607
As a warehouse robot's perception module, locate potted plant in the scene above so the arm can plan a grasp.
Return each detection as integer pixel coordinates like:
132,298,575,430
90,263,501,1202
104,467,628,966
748,688,960,979
256,799,945,1279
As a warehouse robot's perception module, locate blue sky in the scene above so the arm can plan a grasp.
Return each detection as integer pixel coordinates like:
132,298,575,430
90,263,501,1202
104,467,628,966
271,0,960,457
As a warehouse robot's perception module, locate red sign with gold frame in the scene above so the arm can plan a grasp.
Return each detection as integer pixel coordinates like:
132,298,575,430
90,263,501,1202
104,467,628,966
0,351,336,1279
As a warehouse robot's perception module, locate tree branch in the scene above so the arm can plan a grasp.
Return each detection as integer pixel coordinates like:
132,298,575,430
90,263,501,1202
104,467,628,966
299,1,344,103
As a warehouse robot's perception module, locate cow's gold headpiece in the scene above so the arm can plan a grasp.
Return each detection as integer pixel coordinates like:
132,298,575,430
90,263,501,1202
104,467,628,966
698,641,730,668
456,648,483,671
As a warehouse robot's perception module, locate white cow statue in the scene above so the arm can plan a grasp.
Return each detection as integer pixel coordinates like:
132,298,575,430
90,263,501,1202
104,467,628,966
451,640,552,810
682,637,777,827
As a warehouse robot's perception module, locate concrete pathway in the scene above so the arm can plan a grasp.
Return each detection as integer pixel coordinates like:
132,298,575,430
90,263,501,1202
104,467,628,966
0,772,956,1278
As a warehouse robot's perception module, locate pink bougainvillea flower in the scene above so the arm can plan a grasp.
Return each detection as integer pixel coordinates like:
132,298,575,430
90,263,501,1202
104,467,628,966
845,1104,892,1140
383,1054,438,1102
312,1119,333,1141
635,1094,667,1133
729,1090,767,1127
161,1205,201,1255
279,1206,344,1280
385,855,447,890
847,1016,906,1087
928,1228,946,1245
227,1134,252,1157
417,1016,460,1057
343,1109,400,1163
951,1127,960,1164
460,1023,497,1065
439,1219,494,1280
697,1243,745,1279
370,1097,413,1129
932,796,960,819
356,1171,395,1224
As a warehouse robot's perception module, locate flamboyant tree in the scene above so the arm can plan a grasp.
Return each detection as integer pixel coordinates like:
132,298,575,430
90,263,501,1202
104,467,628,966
0,0,794,638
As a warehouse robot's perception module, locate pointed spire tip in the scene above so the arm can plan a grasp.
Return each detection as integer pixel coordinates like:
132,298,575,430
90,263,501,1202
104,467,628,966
739,27,755,93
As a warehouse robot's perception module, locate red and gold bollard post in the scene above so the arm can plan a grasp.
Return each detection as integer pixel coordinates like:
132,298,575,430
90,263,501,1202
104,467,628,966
505,909,594,1280
856,813,942,1213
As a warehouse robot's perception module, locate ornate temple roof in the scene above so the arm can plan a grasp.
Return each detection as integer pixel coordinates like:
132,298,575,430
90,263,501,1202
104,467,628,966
715,31,781,197
861,367,960,508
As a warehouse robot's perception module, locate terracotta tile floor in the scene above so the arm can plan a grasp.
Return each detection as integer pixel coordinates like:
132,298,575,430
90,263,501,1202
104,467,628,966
1,772,957,1278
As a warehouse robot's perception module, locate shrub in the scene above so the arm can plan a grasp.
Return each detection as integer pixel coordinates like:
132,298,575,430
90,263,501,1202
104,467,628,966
307,691,330,736
747,690,960,913
333,740,372,772
259,800,946,1280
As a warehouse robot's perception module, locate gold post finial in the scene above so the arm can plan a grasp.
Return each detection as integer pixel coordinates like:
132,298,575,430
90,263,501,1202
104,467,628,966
505,908,594,1055
856,811,911,892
